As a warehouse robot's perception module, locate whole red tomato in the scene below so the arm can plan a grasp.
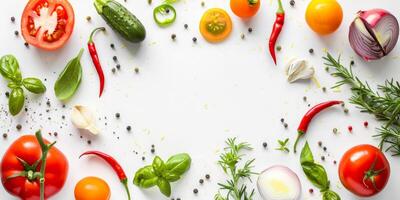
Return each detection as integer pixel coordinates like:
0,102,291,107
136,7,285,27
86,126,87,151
339,144,390,197
1,134,68,200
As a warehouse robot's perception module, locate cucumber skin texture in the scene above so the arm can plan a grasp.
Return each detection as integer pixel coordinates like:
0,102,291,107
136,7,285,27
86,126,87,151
98,0,146,43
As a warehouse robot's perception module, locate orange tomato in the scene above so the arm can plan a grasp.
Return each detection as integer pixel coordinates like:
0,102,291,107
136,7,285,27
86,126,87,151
230,0,260,18
305,0,343,35
200,8,233,43
74,177,111,200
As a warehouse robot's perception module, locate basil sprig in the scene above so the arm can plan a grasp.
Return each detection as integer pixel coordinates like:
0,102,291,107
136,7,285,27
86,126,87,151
133,153,191,197
300,142,341,200
54,49,83,101
0,55,46,116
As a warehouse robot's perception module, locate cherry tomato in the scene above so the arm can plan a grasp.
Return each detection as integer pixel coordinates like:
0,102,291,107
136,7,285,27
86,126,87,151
305,0,342,35
200,8,233,43
74,176,111,200
230,0,260,18
1,135,68,200
21,0,75,51
339,144,390,197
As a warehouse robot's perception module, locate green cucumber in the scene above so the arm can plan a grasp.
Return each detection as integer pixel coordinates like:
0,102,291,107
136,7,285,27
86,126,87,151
94,0,146,43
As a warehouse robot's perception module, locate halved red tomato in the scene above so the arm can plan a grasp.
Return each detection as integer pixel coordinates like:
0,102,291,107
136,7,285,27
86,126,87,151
21,0,75,51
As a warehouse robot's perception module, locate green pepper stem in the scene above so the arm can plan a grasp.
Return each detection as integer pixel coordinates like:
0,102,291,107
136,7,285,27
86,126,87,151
248,0,258,5
88,27,106,44
121,178,131,200
277,0,284,14
293,131,303,153
35,130,56,200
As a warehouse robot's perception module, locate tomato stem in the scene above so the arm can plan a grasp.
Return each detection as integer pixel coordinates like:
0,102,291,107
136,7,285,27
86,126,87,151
35,130,56,200
248,0,258,5
363,155,387,192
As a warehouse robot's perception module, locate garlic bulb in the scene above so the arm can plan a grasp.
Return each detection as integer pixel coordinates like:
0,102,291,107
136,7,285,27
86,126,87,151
71,105,100,135
285,59,315,83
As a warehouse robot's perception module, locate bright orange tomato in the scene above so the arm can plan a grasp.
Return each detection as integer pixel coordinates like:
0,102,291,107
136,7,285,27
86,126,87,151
200,8,233,43
305,0,343,35
74,177,110,200
230,0,260,18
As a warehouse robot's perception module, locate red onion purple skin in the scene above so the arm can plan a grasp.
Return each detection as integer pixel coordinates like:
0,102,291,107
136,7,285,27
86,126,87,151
349,9,399,61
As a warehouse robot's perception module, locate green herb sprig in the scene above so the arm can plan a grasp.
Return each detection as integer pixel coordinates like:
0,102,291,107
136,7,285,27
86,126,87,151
324,53,400,155
300,142,341,200
0,55,46,115
275,138,290,153
215,138,256,200
133,153,191,197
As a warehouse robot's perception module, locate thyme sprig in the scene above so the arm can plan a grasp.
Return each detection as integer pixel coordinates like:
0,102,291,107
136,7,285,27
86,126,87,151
324,53,400,155
215,138,256,200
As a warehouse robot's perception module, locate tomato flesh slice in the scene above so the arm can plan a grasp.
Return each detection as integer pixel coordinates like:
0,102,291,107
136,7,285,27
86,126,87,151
26,0,69,43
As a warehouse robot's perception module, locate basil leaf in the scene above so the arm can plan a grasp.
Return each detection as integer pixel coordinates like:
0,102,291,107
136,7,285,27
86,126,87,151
301,162,329,190
165,153,191,176
22,77,46,94
163,172,181,182
152,156,167,176
323,190,341,200
133,165,158,188
7,81,21,89
157,178,171,197
9,88,24,116
54,49,83,101
0,55,22,83
300,142,314,164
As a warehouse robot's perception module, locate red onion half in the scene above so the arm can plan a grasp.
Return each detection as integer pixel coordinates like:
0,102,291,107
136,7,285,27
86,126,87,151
349,9,399,61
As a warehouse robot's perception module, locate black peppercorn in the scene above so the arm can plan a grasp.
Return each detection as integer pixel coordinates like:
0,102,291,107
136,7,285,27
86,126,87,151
14,30,19,36
263,142,268,148
323,146,327,151
192,37,197,42
350,60,355,66
205,174,210,179
248,27,253,33
16,124,22,130
199,179,204,184
116,64,121,70
171,34,176,40
110,43,115,49
127,126,132,131
193,188,198,194
115,113,120,118
184,24,188,29
309,48,314,54
112,68,116,73
11,16,15,22
113,56,118,62
151,149,155,154
321,156,325,161
3,133,7,138
290,0,295,6
318,141,322,147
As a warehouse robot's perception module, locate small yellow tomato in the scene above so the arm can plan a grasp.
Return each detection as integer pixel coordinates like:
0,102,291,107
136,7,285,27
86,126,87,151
305,0,343,35
200,8,233,43
74,176,111,200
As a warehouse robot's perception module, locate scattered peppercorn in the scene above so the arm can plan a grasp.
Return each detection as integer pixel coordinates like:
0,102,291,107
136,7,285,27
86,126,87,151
240,33,245,39
303,96,307,101
54,132,58,137
14,30,19,36
323,146,327,151
263,142,268,148
115,113,120,118
333,160,337,164
341,102,345,107
110,43,115,49
46,100,51,106
290,0,295,6
3,133,7,138
148,0,152,4
350,60,355,66
116,64,121,70
322,87,326,92
280,118,284,123
199,179,204,184
5,92,9,98
171,34,176,40
205,174,210,179
321,156,325,161
16,124,22,130
193,188,198,194
333,128,338,134
309,48,314,54
309,188,314,194
184,24,188,29
283,123,288,128
113,56,118,62
192,37,197,43
344,108,349,114
348,126,353,132
248,27,253,33
127,126,132,131
86,16,91,21
325,66,329,72
134,68,139,74
201,1,205,7
142,156,146,161
151,148,155,154
24,42,29,47
276,45,282,51
111,68,116,73
318,141,322,146
11,16,15,22
364,121,368,127
87,140,92,145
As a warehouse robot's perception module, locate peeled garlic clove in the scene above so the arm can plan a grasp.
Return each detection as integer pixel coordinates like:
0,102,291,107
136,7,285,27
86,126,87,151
285,59,315,83
71,105,100,135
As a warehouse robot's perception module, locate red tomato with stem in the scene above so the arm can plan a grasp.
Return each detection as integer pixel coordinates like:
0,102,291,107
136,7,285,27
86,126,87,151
339,144,390,197
230,0,260,18
21,0,75,51
1,134,68,200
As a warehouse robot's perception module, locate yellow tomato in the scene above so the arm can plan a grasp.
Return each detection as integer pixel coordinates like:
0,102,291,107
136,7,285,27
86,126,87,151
74,177,111,200
305,0,343,35
200,8,233,43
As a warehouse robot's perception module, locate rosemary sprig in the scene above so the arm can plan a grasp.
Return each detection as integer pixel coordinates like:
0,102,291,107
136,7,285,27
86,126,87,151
215,138,256,200
324,52,400,155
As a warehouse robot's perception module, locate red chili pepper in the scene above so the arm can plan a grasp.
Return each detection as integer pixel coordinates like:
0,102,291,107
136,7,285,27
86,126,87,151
80,151,131,200
294,100,343,153
88,27,106,97
268,0,285,65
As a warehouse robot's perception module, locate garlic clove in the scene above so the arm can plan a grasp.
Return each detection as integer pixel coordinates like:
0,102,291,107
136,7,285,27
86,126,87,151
71,105,100,135
285,59,315,83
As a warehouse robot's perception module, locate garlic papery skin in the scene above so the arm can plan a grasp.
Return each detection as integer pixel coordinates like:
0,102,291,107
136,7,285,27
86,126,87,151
285,59,315,83
71,105,100,135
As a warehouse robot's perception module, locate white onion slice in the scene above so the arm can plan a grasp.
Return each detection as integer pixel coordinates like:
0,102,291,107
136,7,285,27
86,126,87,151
257,165,301,200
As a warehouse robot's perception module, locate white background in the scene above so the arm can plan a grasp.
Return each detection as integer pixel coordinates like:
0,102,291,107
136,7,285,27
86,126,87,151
1,0,400,199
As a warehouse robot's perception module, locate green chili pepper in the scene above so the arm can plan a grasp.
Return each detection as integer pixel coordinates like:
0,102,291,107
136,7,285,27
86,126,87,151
153,4,176,26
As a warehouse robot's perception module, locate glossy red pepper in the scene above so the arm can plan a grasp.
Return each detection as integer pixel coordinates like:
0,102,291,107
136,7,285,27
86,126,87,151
88,27,106,97
293,100,343,153
269,0,285,65
80,151,131,200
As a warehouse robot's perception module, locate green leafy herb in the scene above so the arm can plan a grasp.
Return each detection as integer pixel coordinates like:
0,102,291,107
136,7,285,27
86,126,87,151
54,49,84,101
0,55,46,116
275,138,290,153
215,138,256,200
164,0,180,4
133,153,191,197
324,53,400,156
300,142,340,200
